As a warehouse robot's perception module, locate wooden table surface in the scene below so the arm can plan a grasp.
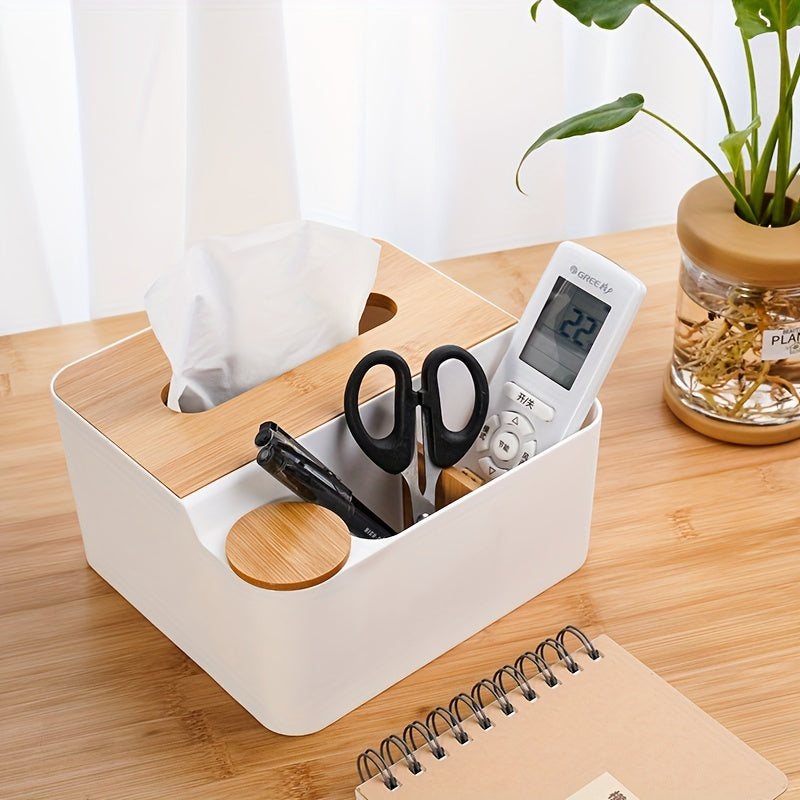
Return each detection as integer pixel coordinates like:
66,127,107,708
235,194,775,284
2,224,797,798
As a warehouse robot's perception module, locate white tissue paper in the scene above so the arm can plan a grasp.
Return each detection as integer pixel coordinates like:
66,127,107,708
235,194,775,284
145,220,380,412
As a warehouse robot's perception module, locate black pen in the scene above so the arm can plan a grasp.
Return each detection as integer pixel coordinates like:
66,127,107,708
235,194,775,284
255,422,398,540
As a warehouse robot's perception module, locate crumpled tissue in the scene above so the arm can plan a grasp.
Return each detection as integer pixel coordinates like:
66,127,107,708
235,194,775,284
145,220,380,412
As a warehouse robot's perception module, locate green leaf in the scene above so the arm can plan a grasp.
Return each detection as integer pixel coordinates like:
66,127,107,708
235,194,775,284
552,0,649,29
732,0,800,38
517,94,644,190
719,116,761,173
526,94,644,152
531,2,543,21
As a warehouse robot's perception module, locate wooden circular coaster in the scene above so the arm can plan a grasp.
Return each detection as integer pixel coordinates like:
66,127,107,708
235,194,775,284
226,502,351,591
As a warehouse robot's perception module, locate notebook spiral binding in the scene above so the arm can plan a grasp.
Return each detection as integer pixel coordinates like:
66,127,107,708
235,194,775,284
356,625,601,791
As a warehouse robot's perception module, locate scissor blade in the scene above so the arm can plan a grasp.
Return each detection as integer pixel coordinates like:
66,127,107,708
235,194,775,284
420,450,442,513
400,458,435,523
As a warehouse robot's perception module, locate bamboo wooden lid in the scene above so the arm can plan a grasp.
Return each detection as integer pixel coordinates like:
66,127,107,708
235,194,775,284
677,175,800,287
226,502,351,590
52,241,515,499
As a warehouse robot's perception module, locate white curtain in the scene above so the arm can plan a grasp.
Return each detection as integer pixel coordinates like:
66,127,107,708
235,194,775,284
0,0,787,335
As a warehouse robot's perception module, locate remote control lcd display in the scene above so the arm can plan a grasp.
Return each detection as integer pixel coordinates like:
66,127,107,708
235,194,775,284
519,277,611,389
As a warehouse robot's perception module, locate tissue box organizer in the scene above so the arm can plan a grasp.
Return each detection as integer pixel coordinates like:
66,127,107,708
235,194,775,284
52,242,601,735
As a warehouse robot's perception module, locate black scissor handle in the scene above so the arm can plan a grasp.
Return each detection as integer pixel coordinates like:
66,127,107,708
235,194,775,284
344,350,416,474
420,345,489,467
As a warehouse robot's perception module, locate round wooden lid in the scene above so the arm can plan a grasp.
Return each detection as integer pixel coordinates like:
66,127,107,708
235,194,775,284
676,174,800,287
226,502,351,591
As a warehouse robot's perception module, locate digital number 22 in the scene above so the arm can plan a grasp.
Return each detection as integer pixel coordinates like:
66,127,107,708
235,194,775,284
558,307,598,349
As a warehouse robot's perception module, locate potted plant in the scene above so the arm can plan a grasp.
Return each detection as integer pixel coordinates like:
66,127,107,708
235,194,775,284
518,0,800,444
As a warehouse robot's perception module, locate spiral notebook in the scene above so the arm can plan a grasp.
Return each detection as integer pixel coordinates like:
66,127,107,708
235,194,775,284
355,626,787,799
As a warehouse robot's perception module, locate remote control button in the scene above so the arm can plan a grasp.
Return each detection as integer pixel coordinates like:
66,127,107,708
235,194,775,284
518,440,537,464
499,410,534,437
475,414,500,452
490,429,519,463
478,456,507,479
502,381,554,422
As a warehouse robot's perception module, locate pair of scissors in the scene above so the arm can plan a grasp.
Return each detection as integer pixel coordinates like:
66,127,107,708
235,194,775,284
344,345,489,522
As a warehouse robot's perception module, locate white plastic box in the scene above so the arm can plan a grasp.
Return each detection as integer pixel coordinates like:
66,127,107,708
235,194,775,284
52,244,600,735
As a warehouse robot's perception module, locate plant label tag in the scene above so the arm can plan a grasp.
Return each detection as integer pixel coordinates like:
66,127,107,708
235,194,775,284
565,772,642,800
762,323,800,361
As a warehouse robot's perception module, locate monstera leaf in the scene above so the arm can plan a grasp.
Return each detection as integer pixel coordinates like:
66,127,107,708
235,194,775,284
732,0,800,38
532,0,649,28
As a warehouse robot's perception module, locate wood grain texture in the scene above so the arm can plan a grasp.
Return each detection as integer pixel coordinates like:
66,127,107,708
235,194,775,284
226,502,351,590
2,226,798,799
51,242,515,498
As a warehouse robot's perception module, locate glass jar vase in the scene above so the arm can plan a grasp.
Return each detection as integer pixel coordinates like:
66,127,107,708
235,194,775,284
663,175,800,444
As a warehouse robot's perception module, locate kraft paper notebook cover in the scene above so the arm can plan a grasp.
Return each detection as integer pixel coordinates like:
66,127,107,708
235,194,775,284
355,626,787,799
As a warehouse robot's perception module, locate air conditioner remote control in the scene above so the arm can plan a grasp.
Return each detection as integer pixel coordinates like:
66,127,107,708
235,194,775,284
461,241,645,480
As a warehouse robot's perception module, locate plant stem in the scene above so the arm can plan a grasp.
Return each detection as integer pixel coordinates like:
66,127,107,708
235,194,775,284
741,32,759,176
790,160,800,223
759,196,776,225
771,0,792,225
641,108,759,224
648,3,745,198
751,52,800,219
648,3,736,135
